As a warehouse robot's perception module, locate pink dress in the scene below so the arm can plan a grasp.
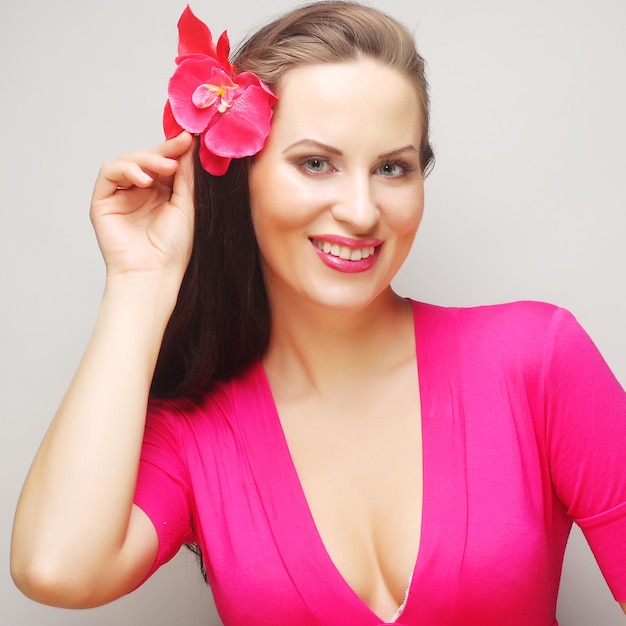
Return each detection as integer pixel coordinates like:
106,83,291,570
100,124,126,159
134,300,626,625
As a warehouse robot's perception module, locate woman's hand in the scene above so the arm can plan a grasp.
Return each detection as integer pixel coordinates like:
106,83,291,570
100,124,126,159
90,131,195,282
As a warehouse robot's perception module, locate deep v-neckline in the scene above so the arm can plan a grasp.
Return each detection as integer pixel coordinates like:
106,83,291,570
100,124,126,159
241,301,468,625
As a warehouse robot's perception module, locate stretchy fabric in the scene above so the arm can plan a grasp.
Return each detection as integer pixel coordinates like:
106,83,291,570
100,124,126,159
134,300,626,625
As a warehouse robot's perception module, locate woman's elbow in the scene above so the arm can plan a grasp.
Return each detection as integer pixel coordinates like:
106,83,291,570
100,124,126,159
10,551,104,608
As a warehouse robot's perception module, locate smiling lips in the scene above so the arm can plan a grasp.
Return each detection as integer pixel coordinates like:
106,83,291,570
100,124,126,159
310,236,382,273
312,238,376,261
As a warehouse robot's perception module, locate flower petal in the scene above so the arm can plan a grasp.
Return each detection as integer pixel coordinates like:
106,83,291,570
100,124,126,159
176,6,232,73
168,57,228,133
235,71,278,103
174,52,211,65
215,31,231,70
204,84,276,158
192,84,220,109
177,5,217,58
199,139,232,176
163,100,184,139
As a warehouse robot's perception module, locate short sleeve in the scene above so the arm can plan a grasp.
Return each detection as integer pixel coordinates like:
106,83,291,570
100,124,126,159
133,399,196,578
544,308,626,600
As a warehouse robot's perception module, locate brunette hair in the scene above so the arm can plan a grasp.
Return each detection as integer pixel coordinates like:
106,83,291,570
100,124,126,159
150,0,434,399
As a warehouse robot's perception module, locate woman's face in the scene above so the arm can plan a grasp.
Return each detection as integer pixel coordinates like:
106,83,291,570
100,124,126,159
249,58,425,312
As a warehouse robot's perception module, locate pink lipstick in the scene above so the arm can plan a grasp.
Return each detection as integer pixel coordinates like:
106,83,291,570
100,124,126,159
309,235,382,273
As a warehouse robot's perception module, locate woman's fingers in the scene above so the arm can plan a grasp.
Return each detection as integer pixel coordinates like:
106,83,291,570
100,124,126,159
93,156,173,202
170,139,196,210
155,130,194,159
92,132,194,202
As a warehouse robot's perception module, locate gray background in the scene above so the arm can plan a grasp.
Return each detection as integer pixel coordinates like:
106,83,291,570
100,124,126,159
2,0,625,624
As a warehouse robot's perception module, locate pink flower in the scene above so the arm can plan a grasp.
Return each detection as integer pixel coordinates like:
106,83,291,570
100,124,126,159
163,6,278,176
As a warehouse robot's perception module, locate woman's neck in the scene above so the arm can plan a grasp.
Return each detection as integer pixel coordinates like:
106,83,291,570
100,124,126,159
262,289,415,400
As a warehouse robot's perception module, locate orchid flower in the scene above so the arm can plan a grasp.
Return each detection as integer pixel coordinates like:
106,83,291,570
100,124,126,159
163,6,278,175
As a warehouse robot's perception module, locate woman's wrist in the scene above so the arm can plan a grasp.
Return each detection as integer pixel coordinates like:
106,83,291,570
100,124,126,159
103,269,183,318
98,271,183,370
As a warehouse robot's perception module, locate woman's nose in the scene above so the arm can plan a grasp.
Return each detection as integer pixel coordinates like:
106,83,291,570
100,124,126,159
330,173,380,233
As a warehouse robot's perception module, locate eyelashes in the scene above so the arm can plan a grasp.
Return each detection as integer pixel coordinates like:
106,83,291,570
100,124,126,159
297,156,335,175
376,161,416,178
293,156,416,179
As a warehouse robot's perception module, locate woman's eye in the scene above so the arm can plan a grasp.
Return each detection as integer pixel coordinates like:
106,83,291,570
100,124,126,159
298,157,332,175
376,161,411,178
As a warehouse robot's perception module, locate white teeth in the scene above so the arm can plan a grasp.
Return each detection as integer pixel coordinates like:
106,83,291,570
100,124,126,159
313,239,376,261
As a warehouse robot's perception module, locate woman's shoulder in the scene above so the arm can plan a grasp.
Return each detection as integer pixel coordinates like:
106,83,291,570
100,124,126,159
146,358,265,431
411,298,562,321
411,298,574,336
409,298,588,367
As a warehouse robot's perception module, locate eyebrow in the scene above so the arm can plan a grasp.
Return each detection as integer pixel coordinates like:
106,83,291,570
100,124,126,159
283,139,342,156
283,139,418,160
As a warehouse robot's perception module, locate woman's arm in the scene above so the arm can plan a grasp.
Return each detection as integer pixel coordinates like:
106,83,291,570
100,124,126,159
10,132,194,608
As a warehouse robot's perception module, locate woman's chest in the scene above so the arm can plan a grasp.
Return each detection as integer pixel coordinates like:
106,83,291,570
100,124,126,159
274,363,423,618
194,336,568,625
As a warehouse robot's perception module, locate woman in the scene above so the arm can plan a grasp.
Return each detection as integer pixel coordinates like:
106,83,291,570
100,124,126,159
11,2,626,624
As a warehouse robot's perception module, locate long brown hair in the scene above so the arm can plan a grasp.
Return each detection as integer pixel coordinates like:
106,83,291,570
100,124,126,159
150,1,434,399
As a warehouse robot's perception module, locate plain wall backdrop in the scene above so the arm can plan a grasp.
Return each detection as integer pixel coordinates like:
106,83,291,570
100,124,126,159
1,0,625,624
